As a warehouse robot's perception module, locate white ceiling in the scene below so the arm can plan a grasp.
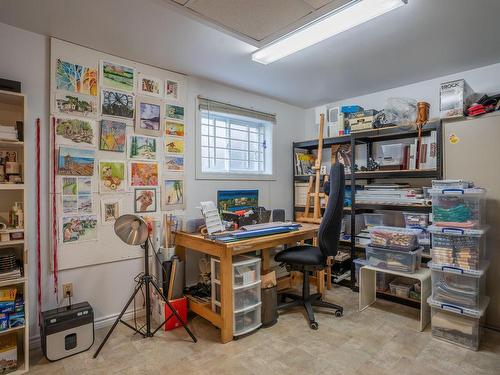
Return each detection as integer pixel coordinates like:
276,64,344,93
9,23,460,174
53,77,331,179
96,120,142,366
1,0,500,108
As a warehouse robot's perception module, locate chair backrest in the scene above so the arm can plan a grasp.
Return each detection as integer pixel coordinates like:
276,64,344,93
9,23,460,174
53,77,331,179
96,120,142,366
318,163,345,258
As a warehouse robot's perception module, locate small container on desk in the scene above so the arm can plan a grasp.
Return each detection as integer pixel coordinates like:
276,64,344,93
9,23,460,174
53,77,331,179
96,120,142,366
368,226,422,252
365,245,423,273
430,188,486,228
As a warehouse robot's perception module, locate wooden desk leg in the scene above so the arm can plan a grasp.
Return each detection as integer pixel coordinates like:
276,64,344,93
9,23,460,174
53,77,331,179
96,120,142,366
261,248,270,273
175,245,186,262
219,251,233,343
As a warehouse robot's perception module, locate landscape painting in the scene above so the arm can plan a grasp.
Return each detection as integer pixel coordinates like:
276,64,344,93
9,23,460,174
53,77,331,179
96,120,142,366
55,92,98,118
77,177,92,194
99,160,126,193
62,195,78,214
165,104,184,121
165,80,179,101
101,89,134,119
101,60,135,92
61,215,98,243
129,161,159,187
164,156,184,172
128,135,157,160
62,177,77,195
55,117,97,147
100,120,127,152
138,73,162,98
101,198,122,225
77,194,93,213
161,179,184,210
165,121,184,137
134,188,157,213
136,98,162,136
165,137,184,154
56,58,98,96
57,146,95,176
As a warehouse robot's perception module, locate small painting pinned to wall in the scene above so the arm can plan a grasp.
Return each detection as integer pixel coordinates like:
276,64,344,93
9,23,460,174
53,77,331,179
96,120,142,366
100,120,127,152
138,73,163,98
62,177,78,195
99,160,126,193
61,215,98,243
77,194,93,214
164,156,184,172
57,146,95,176
100,60,135,92
62,195,78,214
101,198,122,225
165,121,184,137
128,135,157,160
161,178,184,210
77,177,92,194
165,80,179,101
55,58,98,96
55,117,97,148
134,188,157,213
55,92,98,118
165,104,184,121
135,97,162,136
129,161,159,187
101,89,135,119
165,136,184,154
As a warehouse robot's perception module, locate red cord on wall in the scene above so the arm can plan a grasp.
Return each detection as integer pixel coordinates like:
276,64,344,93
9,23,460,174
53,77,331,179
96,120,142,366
51,117,58,301
36,118,42,322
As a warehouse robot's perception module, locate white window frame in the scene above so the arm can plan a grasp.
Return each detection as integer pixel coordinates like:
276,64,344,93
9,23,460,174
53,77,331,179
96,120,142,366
196,98,276,181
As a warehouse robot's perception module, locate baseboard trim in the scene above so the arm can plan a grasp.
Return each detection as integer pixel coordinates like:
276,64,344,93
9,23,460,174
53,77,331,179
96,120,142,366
30,308,145,350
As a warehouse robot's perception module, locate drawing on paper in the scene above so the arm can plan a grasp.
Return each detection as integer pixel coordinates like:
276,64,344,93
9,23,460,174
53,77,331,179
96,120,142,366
101,198,122,225
165,80,179,100
128,135,157,160
165,137,184,154
99,161,126,192
62,177,77,195
57,147,95,176
77,194,93,213
55,92,98,117
100,120,126,152
138,74,162,97
56,59,98,96
62,196,78,214
55,117,96,147
161,179,184,210
165,121,184,137
164,156,184,172
101,60,135,92
61,215,98,243
134,188,157,213
165,104,184,121
129,161,158,187
101,89,134,119
136,98,162,136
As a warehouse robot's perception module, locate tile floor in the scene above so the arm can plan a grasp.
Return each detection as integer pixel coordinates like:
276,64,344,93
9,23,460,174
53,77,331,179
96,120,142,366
29,286,500,374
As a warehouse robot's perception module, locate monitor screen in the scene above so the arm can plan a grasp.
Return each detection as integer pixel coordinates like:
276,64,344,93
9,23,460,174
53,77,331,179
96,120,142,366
217,190,259,213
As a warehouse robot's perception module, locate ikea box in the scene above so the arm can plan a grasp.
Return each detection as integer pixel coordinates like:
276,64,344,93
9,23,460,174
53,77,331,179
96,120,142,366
439,79,475,119
164,297,187,331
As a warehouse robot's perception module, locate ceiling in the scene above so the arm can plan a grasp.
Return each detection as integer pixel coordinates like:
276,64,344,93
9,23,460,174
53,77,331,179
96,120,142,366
1,0,500,108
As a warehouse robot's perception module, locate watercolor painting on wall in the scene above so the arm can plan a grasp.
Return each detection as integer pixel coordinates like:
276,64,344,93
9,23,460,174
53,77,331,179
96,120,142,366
138,74,163,98
165,137,184,154
55,92,98,118
129,161,159,187
134,188,157,213
165,80,179,101
57,147,95,176
99,160,126,193
136,97,162,136
99,120,127,152
128,135,157,160
61,215,98,243
55,117,97,147
101,198,122,225
165,104,184,121
164,156,184,172
161,179,184,210
165,121,184,137
101,60,135,92
101,89,134,119
56,58,98,96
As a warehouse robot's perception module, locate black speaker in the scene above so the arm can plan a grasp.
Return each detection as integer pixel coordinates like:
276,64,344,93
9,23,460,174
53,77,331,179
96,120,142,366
272,209,285,222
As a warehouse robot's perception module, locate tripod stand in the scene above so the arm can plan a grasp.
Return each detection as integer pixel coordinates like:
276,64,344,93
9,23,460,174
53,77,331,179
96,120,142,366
93,238,197,358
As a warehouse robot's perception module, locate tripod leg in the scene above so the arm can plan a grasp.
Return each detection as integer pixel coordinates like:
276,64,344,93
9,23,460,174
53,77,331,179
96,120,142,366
151,279,197,343
93,280,144,358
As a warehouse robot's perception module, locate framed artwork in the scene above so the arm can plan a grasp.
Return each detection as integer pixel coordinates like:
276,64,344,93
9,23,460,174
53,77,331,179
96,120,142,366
165,80,179,101
101,89,135,119
55,117,97,148
135,97,162,136
129,161,159,187
165,104,184,121
61,215,98,243
165,121,184,137
134,188,157,213
101,198,122,225
99,120,127,152
164,156,184,172
56,58,98,96
164,136,184,154
128,135,157,160
100,60,135,92
57,146,95,176
161,178,184,210
138,73,163,98
98,160,126,193
54,92,98,118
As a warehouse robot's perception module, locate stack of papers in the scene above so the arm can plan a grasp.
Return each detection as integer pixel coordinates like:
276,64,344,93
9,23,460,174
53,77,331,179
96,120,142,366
0,125,18,141
356,184,427,206
200,201,224,235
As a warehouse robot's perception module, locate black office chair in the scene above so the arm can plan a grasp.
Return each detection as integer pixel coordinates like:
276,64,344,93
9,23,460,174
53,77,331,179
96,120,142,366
275,163,344,329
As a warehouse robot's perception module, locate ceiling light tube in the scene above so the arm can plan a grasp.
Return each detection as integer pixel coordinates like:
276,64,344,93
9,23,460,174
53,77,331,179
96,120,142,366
252,0,407,65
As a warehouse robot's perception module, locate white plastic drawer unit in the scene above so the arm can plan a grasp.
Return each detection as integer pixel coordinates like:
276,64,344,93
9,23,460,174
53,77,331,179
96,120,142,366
212,281,261,312
429,188,486,228
428,226,487,271
211,255,261,287
234,304,262,336
429,262,487,310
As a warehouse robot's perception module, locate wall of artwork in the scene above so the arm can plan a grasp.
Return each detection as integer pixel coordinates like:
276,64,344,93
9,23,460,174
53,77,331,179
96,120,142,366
50,38,187,269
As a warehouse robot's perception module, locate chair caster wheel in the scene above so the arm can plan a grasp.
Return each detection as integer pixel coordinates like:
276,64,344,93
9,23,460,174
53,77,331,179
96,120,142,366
335,310,343,318
309,321,319,330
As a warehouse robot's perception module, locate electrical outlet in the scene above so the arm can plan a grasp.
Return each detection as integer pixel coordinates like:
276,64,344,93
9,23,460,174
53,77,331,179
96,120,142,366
62,283,73,298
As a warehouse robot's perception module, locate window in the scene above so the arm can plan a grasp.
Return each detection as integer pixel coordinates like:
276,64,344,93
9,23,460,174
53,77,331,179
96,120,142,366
196,97,275,180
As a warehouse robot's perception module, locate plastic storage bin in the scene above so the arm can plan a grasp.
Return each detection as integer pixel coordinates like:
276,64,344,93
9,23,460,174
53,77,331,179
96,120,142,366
365,245,422,273
234,304,262,336
403,212,429,229
213,282,262,311
353,258,367,286
428,226,487,271
369,226,422,251
429,262,487,309
376,272,395,291
428,296,489,351
431,180,473,189
363,213,384,228
430,188,486,228
212,255,261,286
389,279,413,298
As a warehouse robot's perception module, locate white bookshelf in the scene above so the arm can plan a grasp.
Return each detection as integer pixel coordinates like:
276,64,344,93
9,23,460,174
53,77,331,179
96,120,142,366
0,89,29,374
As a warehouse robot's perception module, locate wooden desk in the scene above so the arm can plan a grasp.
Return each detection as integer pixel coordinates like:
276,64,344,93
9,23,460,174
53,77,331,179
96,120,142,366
175,223,321,343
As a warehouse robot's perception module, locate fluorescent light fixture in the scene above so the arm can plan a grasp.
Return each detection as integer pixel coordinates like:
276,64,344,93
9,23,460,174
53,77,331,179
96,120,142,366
252,0,407,65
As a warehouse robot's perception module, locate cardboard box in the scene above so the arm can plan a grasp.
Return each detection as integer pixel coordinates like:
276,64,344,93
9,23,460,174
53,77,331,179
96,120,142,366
439,79,475,119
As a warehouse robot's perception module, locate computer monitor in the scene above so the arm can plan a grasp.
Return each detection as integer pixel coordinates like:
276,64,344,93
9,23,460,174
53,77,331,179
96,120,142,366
217,190,259,213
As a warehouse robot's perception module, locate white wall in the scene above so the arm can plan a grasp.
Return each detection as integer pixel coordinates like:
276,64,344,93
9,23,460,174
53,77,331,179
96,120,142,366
0,22,305,341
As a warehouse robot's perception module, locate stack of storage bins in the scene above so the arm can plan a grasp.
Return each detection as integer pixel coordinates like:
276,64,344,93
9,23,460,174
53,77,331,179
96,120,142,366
427,181,489,350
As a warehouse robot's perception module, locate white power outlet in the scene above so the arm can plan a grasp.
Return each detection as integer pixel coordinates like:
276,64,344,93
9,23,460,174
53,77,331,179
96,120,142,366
62,283,73,298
